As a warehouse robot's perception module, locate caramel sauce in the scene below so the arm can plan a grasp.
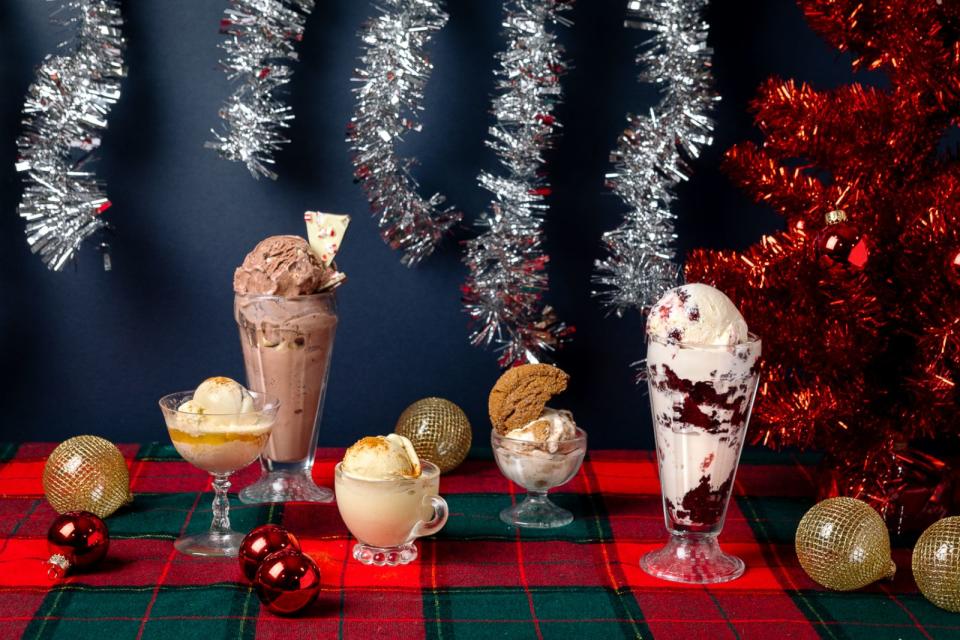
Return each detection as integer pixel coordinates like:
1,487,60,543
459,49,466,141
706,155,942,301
168,428,268,446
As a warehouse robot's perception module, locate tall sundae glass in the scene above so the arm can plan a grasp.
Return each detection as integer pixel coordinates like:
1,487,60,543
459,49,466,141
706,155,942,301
641,284,761,584
233,223,348,504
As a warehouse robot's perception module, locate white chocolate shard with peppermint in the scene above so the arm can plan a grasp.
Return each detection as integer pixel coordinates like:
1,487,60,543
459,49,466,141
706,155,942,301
305,211,350,267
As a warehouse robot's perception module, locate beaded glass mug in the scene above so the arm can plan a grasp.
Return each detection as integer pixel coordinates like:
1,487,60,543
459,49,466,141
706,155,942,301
334,461,448,566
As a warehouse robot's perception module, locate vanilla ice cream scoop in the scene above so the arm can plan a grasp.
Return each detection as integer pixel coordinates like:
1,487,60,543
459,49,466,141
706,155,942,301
646,283,748,346
174,377,260,433
505,408,577,444
188,377,254,414
342,434,422,480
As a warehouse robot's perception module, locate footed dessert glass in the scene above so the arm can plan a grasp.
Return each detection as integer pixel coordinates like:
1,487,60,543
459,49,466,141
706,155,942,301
235,292,338,504
335,461,448,566
491,428,587,528
641,333,761,584
159,390,278,557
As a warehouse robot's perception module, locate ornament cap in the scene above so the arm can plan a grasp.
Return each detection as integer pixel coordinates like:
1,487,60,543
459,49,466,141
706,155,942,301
46,553,71,581
825,209,848,225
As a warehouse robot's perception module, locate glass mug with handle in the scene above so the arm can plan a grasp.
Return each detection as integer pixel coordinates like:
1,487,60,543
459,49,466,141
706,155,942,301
334,460,448,566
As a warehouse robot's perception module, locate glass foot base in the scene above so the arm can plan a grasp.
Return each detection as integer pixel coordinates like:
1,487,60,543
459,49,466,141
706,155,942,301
641,534,744,584
353,542,418,566
239,471,334,504
174,531,245,557
500,493,573,529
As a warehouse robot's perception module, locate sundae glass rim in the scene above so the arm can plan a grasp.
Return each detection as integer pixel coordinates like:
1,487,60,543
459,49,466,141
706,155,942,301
492,425,588,446
645,331,762,351
335,459,440,484
158,390,280,417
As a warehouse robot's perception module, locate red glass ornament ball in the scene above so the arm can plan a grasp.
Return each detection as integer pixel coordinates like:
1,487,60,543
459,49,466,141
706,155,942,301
254,549,321,616
47,511,109,570
947,248,960,288
816,221,869,269
239,525,301,582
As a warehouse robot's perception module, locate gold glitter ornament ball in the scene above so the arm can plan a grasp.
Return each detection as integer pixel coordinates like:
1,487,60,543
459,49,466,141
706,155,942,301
43,435,133,518
395,398,472,473
912,516,960,612
795,497,896,591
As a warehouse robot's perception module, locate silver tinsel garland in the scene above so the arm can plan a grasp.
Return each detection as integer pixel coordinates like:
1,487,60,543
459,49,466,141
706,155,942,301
16,0,125,272
463,0,573,367
207,0,315,180
592,0,719,315
348,0,461,266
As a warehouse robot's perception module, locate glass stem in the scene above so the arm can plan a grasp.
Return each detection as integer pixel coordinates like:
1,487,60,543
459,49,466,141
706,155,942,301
525,490,549,504
210,473,232,534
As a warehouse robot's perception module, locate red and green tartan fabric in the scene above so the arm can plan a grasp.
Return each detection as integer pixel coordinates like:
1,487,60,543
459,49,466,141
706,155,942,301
0,443,954,639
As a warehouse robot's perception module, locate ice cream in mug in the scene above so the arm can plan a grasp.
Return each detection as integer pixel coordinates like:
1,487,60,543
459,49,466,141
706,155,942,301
335,435,448,565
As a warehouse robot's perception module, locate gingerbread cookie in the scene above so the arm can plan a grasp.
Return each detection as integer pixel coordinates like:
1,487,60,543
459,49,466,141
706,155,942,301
488,364,570,434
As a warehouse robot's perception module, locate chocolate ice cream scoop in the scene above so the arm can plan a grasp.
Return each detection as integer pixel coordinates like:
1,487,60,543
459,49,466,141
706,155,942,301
233,235,327,297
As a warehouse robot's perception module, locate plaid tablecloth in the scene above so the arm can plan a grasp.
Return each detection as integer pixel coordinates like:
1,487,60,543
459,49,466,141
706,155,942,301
0,443,955,639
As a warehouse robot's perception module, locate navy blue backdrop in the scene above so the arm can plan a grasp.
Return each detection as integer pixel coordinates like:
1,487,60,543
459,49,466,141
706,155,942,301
0,1,875,448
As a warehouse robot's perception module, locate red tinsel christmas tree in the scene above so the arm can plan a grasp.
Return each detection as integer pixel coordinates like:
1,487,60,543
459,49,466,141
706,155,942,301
686,0,960,532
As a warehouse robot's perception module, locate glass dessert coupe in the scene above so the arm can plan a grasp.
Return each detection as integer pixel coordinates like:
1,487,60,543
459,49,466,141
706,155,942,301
641,333,762,584
159,390,279,557
491,427,587,528
334,460,448,566
235,292,338,504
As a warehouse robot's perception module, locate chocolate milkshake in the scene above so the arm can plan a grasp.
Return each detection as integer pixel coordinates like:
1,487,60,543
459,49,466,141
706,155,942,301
233,219,349,503
641,284,761,584
235,293,337,462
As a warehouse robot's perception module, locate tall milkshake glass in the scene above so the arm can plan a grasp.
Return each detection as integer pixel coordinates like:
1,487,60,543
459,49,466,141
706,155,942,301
641,333,761,584
235,292,338,503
